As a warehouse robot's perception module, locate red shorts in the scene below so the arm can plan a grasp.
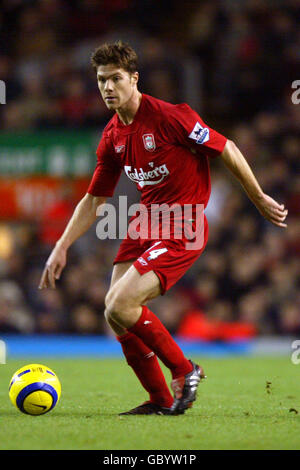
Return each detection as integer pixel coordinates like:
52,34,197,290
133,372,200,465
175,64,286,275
113,214,208,294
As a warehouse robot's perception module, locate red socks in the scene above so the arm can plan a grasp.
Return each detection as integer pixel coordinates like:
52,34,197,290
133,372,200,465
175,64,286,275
128,305,193,379
117,331,173,408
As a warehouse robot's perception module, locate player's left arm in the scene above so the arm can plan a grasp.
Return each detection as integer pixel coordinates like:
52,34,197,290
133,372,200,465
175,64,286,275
220,140,288,228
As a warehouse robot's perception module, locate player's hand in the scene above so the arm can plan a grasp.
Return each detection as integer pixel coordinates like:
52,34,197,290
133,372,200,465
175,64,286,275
253,193,288,228
39,244,67,289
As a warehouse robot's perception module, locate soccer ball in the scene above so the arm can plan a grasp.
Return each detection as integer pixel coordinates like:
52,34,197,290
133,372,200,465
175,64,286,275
9,363,61,415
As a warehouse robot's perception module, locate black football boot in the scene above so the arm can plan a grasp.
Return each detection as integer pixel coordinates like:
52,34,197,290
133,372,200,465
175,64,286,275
169,360,206,415
119,401,172,416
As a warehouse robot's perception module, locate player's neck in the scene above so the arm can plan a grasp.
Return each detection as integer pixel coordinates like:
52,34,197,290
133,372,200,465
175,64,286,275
116,90,142,125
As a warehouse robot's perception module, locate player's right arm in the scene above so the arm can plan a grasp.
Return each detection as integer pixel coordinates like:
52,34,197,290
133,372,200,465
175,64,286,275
39,130,121,290
39,193,106,289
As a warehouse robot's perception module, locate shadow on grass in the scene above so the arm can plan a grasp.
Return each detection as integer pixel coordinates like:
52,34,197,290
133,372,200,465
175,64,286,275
3,408,299,421
0,409,111,418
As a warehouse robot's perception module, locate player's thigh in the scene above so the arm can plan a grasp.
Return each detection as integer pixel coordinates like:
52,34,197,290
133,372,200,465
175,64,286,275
107,265,161,310
109,260,134,289
106,262,135,334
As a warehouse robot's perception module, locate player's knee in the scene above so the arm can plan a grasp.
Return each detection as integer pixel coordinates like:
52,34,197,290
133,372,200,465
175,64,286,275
103,307,111,324
104,289,114,312
104,306,121,329
105,289,128,319
104,288,137,327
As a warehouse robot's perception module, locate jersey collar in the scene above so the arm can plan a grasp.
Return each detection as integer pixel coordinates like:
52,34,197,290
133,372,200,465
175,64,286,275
114,93,145,135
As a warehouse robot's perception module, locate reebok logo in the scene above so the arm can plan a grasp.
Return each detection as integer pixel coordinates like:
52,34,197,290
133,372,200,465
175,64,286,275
144,321,152,325
115,144,125,153
137,257,148,266
144,352,155,359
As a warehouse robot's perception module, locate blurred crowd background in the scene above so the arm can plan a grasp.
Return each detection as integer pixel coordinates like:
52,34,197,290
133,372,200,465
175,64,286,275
0,0,299,338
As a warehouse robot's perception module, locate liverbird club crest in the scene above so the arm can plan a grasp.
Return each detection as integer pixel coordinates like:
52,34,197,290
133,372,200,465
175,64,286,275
142,134,156,152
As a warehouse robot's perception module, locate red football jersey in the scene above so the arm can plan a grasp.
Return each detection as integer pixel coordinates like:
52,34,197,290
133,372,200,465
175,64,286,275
87,94,227,209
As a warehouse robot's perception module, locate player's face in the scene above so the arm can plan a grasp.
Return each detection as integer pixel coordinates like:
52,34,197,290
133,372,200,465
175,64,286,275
97,64,138,111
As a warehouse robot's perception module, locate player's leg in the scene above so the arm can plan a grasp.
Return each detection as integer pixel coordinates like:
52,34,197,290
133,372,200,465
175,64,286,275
106,261,174,413
105,261,132,336
105,239,207,415
105,264,204,414
105,265,193,378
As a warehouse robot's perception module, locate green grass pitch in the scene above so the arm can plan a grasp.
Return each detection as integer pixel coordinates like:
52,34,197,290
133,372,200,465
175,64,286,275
0,356,299,450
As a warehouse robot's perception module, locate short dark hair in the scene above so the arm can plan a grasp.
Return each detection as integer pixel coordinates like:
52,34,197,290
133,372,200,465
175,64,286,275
91,41,138,74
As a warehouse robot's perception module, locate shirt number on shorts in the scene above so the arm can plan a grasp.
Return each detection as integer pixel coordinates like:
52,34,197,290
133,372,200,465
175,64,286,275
146,243,168,261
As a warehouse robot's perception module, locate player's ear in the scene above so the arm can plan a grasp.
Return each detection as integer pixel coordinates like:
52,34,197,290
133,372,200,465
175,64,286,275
131,71,139,87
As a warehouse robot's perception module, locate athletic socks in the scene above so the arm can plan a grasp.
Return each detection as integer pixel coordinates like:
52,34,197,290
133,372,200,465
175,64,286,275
128,305,193,379
117,331,173,408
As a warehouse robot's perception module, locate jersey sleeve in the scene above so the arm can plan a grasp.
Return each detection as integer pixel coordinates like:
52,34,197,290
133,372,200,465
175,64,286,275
87,134,121,197
161,103,227,158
